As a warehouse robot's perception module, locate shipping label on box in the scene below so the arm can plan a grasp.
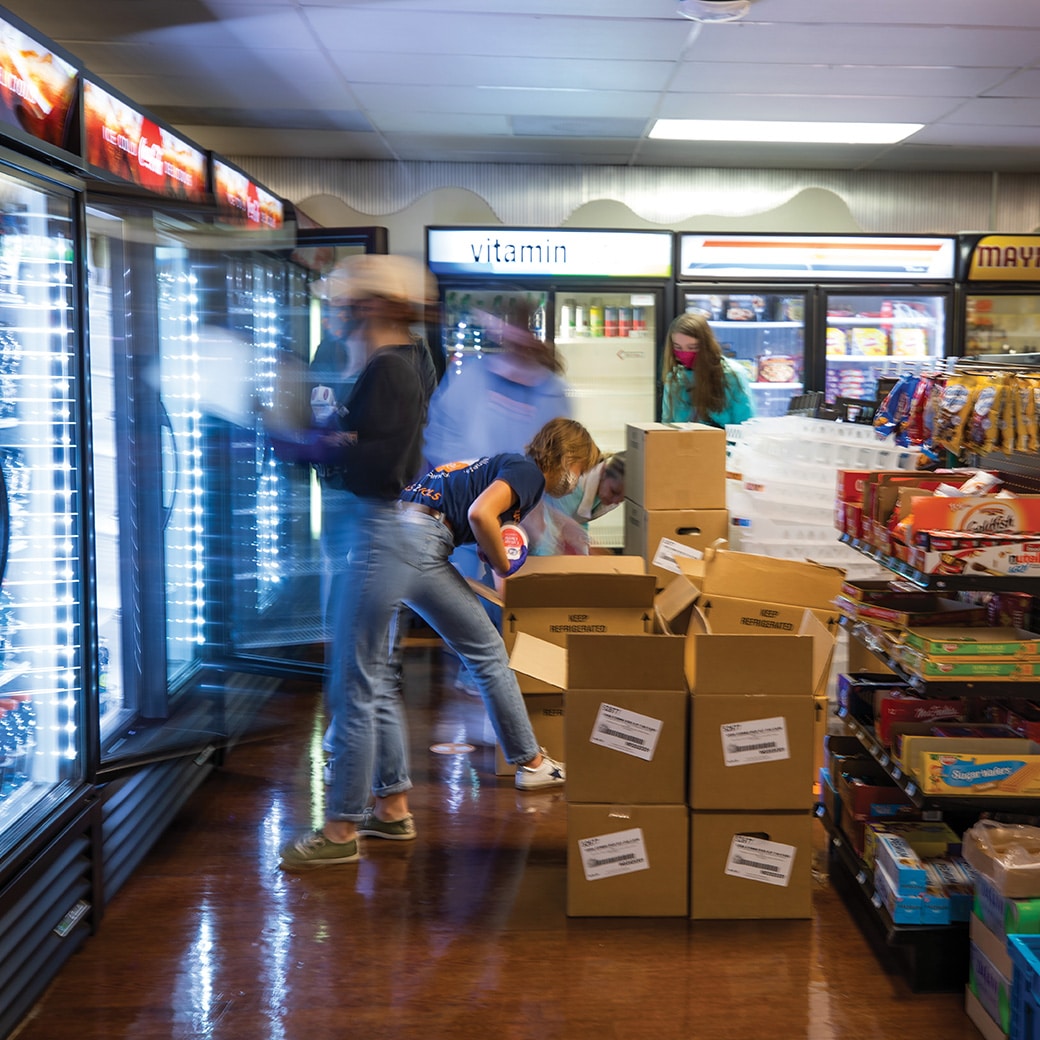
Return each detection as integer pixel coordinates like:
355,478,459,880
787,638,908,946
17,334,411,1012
721,716,790,767
724,833,797,888
577,827,649,881
590,703,663,762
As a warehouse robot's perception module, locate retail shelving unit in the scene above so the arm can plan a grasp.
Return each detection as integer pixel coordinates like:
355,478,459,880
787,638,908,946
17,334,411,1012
821,538,1040,992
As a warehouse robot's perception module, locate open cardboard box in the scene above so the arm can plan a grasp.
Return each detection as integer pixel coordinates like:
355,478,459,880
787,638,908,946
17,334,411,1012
474,555,657,693
508,632,687,804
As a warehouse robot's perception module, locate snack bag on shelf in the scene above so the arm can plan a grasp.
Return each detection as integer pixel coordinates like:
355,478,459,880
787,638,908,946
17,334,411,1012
1001,375,1020,454
904,373,935,448
1018,374,1040,452
873,373,919,445
933,373,985,456
964,374,1007,455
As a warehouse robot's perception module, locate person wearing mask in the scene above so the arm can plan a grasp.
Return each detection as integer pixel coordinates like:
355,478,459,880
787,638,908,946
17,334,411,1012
660,312,755,428
525,451,626,556
279,417,601,870
266,253,437,869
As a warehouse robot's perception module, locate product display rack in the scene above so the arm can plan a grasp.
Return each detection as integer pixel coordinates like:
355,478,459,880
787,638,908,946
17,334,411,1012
823,530,1040,993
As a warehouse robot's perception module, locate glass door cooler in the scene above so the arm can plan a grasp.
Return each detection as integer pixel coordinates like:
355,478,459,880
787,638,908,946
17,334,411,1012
958,234,1040,360
427,226,673,548
676,234,956,415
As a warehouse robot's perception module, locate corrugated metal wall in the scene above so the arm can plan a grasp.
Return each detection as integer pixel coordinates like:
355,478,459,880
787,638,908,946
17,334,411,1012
233,159,1040,235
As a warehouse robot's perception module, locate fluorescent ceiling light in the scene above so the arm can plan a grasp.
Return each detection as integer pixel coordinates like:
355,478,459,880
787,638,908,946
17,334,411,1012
649,119,924,145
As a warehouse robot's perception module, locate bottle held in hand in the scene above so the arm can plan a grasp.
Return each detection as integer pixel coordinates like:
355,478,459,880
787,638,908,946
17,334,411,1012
501,524,529,576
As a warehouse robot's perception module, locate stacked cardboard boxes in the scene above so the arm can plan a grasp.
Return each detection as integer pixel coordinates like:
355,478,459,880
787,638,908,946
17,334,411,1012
623,422,730,586
511,632,689,916
658,547,843,919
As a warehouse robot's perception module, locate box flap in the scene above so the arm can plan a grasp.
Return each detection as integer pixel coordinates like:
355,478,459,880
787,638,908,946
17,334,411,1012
502,555,655,608
509,631,685,691
653,572,701,627
686,633,814,695
677,548,844,610
509,632,568,690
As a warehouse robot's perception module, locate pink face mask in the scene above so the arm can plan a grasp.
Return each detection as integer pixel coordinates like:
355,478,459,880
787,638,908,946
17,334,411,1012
673,349,697,369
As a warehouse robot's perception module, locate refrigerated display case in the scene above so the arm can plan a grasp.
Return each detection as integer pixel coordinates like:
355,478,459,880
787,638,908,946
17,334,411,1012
426,226,673,548
210,206,389,675
676,234,956,415
0,146,100,1038
958,233,1040,360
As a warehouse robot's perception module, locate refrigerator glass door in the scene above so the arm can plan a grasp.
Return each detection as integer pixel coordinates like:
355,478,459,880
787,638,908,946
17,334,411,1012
824,290,948,403
0,169,83,844
964,292,1040,357
553,289,657,548
682,289,806,419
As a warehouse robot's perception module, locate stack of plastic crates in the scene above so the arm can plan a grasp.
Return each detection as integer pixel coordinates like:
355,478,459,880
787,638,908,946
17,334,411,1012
1010,935,1040,1040
726,415,914,580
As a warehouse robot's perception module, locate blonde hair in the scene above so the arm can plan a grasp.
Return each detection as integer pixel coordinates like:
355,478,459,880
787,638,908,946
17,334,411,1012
525,418,600,489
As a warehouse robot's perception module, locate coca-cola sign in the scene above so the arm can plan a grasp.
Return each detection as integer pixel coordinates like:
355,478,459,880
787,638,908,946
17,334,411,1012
212,157,283,229
83,79,206,201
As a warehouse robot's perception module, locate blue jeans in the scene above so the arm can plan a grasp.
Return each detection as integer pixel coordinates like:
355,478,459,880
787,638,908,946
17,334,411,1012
324,494,412,823
387,508,541,766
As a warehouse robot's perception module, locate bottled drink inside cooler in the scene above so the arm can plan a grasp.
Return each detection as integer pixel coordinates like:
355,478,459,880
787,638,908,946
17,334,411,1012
0,174,83,828
824,292,947,403
964,293,1040,358
683,290,806,419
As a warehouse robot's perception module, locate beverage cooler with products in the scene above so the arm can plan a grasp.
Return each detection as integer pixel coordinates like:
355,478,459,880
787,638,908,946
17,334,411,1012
958,233,1040,360
0,11,100,1035
676,234,956,415
426,226,673,548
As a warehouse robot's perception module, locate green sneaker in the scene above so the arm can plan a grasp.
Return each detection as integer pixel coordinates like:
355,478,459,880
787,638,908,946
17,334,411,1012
357,810,417,841
279,829,360,870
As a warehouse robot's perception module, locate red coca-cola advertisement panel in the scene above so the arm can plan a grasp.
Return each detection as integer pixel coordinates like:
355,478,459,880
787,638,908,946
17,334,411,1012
83,79,207,202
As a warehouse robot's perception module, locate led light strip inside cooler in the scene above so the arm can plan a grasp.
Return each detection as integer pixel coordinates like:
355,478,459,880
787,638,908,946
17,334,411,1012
156,258,206,658
0,204,81,808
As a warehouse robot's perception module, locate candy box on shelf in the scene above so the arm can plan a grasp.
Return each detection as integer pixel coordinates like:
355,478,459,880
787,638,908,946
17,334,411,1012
836,672,909,727
863,820,962,867
907,539,1040,579
834,580,988,629
902,625,1040,658
874,690,966,747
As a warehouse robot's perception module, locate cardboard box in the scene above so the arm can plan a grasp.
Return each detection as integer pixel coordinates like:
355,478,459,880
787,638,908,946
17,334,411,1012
690,685,816,811
964,988,1007,1040
625,422,726,510
689,810,813,919
567,803,689,917
897,733,1035,780
917,745,1040,797
969,933,1013,1036
486,555,656,693
494,693,564,775
623,505,729,584
676,547,845,614
508,632,688,803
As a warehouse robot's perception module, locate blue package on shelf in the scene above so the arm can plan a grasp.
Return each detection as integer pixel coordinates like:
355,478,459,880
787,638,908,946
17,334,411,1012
1009,934,1040,1040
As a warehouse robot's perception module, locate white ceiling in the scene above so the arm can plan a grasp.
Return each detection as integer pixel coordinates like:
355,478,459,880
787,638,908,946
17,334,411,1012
8,0,1040,172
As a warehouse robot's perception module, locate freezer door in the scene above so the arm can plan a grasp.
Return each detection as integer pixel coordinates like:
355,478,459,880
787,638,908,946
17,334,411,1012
553,289,658,549
0,168,85,846
824,289,949,403
681,288,807,419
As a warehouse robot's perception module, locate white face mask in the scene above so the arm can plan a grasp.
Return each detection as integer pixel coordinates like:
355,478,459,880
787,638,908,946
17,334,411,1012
546,468,579,498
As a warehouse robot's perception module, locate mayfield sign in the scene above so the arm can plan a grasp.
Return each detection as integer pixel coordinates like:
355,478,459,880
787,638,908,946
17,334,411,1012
83,79,206,201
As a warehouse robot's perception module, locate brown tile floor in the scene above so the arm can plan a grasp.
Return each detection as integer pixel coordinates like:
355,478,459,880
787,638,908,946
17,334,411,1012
12,646,982,1040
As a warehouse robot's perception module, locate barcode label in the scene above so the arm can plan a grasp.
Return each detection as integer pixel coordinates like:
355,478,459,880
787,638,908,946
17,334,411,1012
721,717,790,767
579,827,650,881
590,703,662,762
724,834,796,887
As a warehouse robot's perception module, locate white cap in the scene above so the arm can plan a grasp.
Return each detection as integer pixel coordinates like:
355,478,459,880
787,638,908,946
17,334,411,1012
316,254,438,310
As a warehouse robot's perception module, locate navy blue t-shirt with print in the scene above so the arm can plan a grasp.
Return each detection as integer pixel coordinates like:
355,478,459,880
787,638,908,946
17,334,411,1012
400,453,545,546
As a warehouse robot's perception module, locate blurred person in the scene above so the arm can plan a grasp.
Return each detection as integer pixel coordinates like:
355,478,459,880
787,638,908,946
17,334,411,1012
423,297,573,633
660,312,755,428
279,417,601,869
267,252,437,869
525,451,625,556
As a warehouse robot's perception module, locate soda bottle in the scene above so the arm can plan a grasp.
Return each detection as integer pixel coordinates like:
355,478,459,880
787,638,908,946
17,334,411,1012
604,305,618,337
